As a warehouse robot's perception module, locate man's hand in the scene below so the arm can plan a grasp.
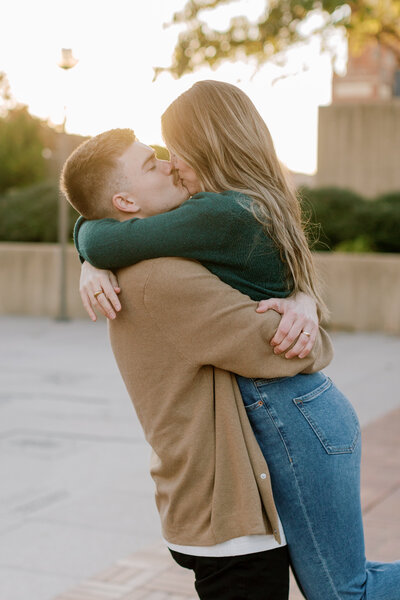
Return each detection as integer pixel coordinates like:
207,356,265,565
256,292,318,359
80,261,121,321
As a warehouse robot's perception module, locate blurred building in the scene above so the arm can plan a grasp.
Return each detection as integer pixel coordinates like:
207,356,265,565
317,42,400,197
332,43,399,104
43,129,88,180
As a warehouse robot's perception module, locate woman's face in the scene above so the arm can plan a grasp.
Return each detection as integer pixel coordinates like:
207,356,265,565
170,153,202,195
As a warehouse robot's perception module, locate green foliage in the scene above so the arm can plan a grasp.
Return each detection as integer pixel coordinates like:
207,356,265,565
1,180,399,252
364,192,400,252
335,235,375,252
0,106,47,193
300,187,400,253
0,180,78,243
300,186,366,251
151,144,170,160
159,0,400,78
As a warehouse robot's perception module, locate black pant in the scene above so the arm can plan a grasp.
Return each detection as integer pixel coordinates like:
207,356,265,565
170,546,289,600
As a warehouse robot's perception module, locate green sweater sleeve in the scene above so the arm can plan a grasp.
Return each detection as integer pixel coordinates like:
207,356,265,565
74,194,233,270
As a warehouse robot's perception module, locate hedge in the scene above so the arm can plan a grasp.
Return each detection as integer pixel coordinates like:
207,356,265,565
0,181,399,252
300,187,400,253
0,180,78,243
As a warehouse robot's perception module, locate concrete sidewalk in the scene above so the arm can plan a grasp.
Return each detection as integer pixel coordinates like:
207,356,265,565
1,317,399,600
53,407,400,600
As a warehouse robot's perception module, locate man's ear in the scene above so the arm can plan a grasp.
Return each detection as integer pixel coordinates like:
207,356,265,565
112,192,141,214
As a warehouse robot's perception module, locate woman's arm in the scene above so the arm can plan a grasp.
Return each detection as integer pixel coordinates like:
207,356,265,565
74,195,229,270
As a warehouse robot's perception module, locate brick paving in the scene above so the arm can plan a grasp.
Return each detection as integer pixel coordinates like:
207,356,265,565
361,406,400,562
53,407,400,600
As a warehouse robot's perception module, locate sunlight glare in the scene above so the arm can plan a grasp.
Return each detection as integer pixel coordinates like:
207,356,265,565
1,0,339,174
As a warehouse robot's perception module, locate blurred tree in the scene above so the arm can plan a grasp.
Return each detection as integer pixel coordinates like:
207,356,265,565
0,180,78,243
0,71,15,115
0,105,47,193
157,0,400,78
151,144,170,160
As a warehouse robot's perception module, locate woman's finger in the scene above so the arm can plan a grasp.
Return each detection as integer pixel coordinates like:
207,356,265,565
285,332,312,359
270,312,297,351
109,271,121,292
273,318,307,355
286,338,313,359
256,298,283,313
298,322,318,358
100,279,121,313
279,317,309,354
93,291,117,320
285,322,318,359
81,290,97,321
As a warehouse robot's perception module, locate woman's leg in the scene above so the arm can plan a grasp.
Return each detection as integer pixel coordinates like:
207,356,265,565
236,372,400,600
170,547,290,600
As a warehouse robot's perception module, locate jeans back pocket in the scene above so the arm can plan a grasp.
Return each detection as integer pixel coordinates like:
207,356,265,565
293,377,360,454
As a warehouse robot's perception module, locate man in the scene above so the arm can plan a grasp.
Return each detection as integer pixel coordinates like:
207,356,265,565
61,129,333,600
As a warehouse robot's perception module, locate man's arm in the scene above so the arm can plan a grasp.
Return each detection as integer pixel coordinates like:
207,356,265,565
139,258,333,379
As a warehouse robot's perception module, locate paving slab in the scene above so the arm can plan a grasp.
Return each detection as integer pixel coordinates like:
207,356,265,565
0,567,77,600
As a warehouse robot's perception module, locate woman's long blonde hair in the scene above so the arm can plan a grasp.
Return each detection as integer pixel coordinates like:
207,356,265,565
161,80,328,321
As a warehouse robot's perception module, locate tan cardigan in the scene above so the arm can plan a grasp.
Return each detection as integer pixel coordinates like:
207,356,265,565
109,258,333,546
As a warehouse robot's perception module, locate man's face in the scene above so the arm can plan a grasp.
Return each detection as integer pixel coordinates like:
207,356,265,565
169,153,202,196
116,141,190,218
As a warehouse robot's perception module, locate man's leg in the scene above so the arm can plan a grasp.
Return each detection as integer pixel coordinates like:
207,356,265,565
170,546,289,600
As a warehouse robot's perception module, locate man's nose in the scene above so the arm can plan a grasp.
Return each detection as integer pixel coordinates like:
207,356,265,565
159,159,174,175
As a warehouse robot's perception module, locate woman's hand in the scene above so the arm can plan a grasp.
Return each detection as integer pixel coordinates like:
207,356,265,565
79,261,121,321
256,292,319,359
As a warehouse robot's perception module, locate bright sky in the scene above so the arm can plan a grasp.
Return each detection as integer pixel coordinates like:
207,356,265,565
1,0,346,174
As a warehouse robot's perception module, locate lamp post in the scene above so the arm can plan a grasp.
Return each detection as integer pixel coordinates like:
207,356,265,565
56,48,78,321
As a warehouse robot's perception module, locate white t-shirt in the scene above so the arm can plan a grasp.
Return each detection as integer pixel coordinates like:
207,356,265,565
165,516,286,557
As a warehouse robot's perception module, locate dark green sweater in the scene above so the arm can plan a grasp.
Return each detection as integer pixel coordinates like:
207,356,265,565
74,191,292,301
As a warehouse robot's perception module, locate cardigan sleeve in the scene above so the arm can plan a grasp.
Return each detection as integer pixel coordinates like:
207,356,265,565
142,258,333,379
74,195,230,270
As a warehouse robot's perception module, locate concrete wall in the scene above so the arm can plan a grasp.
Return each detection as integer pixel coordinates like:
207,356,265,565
0,243,87,319
1,243,400,334
316,102,400,198
314,252,400,334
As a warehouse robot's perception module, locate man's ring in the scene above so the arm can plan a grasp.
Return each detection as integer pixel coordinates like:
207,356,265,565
94,290,104,299
302,331,311,337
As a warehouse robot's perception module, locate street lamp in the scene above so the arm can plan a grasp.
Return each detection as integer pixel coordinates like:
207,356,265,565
56,48,78,321
58,48,78,71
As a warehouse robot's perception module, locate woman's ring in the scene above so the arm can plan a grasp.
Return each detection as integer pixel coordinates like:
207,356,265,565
94,290,104,299
302,331,311,337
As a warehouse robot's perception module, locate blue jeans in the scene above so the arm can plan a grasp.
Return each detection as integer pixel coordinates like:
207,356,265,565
236,372,400,600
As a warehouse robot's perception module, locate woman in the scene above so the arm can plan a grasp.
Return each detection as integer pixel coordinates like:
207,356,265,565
76,80,400,599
